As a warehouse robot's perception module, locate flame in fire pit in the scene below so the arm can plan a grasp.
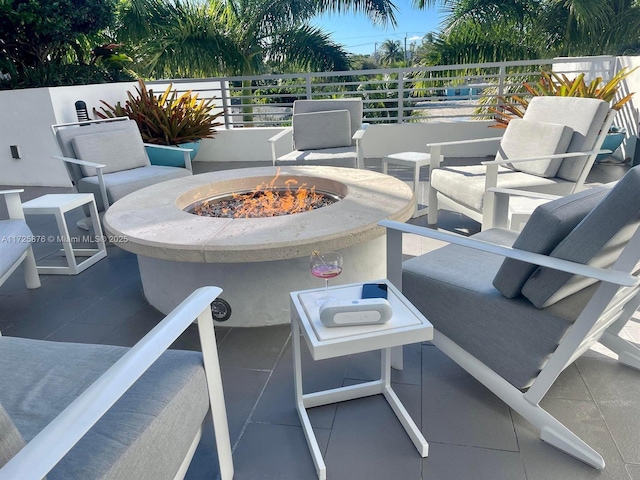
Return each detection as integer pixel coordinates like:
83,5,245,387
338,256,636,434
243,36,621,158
191,169,339,218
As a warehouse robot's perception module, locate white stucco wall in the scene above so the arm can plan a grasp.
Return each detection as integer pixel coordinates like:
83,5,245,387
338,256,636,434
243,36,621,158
0,88,66,186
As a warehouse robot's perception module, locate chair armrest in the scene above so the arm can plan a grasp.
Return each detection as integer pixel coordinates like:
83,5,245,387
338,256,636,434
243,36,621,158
144,143,194,153
379,220,638,287
426,136,502,171
0,286,229,480
352,123,369,141
53,154,105,170
0,189,24,195
0,190,25,220
426,137,502,148
53,155,110,209
268,127,293,165
268,127,292,144
143,144,193,172
481,149,611,167
487,188,561,201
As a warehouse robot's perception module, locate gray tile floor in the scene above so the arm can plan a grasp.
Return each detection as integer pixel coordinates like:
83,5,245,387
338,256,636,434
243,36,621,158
1,158,639,480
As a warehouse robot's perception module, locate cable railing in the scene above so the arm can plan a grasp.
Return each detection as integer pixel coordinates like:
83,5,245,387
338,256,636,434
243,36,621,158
152,56,616,128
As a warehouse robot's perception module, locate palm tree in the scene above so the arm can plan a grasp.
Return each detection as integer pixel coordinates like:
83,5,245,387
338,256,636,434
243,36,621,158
117,0,398,77
413,0,640,61
379,39,405,66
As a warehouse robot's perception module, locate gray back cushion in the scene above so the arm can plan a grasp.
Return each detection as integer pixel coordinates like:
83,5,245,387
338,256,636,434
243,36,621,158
72,127,150,176
292,110,352,151
55,119,143,183
293,98,363,140
493,184,614,298
522,165,640,308
522,97,609,182
0,402,25,468
496,119,573,177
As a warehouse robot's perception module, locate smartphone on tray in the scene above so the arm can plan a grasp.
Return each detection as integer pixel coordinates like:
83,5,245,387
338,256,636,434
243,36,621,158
361,283,388,299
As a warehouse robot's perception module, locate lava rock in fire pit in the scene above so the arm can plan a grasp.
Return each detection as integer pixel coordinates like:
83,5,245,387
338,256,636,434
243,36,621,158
192,188,337,219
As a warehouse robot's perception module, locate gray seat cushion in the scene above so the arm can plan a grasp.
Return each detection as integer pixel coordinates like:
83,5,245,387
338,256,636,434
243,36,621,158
402,228,596,389
72,128,150,176
292,110,352,151
0,336,209,480
523,166,640,308
0,220,33,277
78,165,192,211
493,184,614,298
430,164,575,213
522,97,609,182
276,146,357,168
497,119,573,177
0,402,25,468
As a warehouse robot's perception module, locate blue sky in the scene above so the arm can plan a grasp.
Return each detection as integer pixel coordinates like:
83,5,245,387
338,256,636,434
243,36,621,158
312,0,444,56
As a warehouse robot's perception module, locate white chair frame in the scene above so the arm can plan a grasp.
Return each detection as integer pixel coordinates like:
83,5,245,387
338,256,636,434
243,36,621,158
0,287,233,480
381,217,640,469
426,109,617,229
0,189,40,289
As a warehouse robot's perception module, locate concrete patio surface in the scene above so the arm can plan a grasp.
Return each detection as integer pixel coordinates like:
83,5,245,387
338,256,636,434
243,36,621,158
1,158,639,480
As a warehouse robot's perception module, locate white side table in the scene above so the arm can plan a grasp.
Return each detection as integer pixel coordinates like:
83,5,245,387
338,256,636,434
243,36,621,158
382,152,431,218
290,280,433,480
22,194,107,275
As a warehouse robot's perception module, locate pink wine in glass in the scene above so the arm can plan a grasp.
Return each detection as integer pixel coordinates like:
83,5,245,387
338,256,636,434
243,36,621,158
311,265,342,279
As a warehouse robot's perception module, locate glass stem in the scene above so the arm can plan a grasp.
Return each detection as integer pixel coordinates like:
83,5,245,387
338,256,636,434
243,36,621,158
325,279,329,298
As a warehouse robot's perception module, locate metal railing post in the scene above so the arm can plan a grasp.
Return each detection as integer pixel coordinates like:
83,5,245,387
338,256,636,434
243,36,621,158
497,63,506,112
305,75,312,99
397,70,404,124
219,80,231,129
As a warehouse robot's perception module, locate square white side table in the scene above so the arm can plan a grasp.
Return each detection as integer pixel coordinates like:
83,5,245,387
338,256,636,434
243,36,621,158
290,280,433,480
382,152,431,218
22,194,107,275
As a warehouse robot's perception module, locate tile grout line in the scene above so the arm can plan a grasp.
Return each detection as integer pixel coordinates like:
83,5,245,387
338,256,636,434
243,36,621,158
229,330,292,453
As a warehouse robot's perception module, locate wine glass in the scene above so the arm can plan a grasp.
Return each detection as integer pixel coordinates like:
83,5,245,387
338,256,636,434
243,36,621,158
310,251,343,305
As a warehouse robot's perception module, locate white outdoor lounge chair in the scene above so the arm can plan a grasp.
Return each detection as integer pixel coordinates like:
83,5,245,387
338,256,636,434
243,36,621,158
0,189,40,290
382,165,640,469
268,98,368,169
425,96,616,229
51,118,193,213
0,287,233,480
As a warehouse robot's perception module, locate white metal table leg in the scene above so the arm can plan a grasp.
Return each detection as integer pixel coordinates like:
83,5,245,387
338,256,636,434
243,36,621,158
382,348,429,456
292,319,327,480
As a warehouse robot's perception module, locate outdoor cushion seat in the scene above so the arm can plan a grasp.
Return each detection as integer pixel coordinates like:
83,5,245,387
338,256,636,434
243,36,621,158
0,220,34,279
382,165,640,469
0,190,40,290
424,96,614,228
275,146,361,166
269,98,368,169
52,118,193,214
0,287,233,480
403,228,595,389
0,337,208,480
78,165,191,211
430,164,576,212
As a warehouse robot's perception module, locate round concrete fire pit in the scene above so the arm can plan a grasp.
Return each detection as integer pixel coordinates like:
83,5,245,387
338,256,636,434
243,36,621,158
104,166,414,327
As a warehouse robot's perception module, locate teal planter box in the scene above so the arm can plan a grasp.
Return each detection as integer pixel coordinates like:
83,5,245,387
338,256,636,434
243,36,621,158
596,128,626,163
146,140,201,167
